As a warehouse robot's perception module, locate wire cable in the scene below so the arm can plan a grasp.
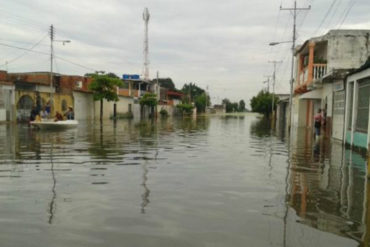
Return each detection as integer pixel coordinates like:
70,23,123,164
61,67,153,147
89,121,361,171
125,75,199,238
1,33,49,67
337,0,357,29
312,0,338,36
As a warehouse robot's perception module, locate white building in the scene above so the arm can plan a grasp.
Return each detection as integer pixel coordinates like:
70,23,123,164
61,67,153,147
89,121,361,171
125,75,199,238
292,30,370,141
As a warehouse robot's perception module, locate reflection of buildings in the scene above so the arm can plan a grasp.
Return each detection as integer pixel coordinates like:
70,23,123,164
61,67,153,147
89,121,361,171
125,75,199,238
287,128,370,244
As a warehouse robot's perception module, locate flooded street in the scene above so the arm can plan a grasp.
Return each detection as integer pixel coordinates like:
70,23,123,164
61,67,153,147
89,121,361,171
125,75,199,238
0,114,369,247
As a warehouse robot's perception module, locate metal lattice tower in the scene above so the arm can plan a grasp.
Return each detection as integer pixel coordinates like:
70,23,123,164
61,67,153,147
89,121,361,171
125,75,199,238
143,8,150,81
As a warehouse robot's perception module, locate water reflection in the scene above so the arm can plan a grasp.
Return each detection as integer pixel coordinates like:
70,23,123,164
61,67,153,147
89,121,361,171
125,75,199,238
48,142,56,224
287,125,369,245
0,116,369,246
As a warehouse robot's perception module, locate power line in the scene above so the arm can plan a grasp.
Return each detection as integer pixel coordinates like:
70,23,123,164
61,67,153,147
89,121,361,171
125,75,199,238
0,42,49,56
324,0,344,31
1,33,49,67
312,0,338,36
337,0,357,29
54,56,97,72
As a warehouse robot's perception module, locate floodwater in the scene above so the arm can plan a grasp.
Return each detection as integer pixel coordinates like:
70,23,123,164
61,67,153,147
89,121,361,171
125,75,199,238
0,115,369,247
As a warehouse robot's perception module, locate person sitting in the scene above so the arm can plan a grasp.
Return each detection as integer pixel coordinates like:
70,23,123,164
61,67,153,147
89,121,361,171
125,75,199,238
54,112,64,122
40,106,49,119
30,106,39,122
64,106,74,120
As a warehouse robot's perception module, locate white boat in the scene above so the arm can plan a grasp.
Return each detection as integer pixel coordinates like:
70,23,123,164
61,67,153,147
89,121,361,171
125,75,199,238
31,120,78,130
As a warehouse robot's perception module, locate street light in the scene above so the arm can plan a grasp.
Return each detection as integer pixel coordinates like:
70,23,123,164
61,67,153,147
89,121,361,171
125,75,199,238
269,41,292,46
55,40,71,46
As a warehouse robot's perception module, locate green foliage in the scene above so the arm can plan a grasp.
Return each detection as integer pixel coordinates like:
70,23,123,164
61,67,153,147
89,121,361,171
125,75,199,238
154,78,176,90
139,93,158,107
222,98,239,113
250,90,279,116
88,74,123,102
176,103,194,114
181,83,205,102
239,100,246,112
194,93,208,113
159,108,168,117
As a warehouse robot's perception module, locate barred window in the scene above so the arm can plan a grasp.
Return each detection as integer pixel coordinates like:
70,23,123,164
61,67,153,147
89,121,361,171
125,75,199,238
347,82,354,129
355,78,370,133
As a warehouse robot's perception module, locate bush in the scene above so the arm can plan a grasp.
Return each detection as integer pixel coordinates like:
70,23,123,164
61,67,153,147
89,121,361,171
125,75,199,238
176,103,194,114
159,108,169,117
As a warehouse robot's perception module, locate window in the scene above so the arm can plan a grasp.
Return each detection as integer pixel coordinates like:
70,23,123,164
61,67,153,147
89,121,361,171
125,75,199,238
333,91,345,115
355,78,370,133
347,82,354,129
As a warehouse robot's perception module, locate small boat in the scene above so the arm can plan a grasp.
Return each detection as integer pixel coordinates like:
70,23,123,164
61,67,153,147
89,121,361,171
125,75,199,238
31,120,78,130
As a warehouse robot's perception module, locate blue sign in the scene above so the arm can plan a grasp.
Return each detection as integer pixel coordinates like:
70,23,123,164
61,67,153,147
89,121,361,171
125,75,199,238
122,74,140,80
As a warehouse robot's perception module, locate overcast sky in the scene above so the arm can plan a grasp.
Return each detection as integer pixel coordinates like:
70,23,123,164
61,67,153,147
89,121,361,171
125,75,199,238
1,0,369,106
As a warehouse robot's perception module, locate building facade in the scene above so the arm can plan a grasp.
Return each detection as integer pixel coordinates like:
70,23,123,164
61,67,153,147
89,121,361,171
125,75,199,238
292,30,370,142
344,60,370,150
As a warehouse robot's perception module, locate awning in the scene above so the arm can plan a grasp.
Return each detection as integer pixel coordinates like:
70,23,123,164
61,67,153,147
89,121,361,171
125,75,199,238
299,89,323,99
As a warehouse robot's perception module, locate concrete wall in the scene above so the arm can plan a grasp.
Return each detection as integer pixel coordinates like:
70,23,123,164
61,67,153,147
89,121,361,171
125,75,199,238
93,96,135,120
157,104,176,117
73,91,95,120
327,30,370,72
0,85,15,122
15,88,73,119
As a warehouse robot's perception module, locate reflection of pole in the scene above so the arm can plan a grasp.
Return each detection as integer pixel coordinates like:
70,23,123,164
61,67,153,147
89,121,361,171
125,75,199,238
48,141,56,224
282,136,293,246
141,163,150,214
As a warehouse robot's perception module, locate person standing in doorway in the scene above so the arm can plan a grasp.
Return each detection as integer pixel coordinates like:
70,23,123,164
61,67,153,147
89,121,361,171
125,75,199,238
314,109,322,138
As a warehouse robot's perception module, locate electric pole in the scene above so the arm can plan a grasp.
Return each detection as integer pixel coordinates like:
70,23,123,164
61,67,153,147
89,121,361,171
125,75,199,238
263,76,271,93
268,60,282,121
50,24,54,105
280,1,310,135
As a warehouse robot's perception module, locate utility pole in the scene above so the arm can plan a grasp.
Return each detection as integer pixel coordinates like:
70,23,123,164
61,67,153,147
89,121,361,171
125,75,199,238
280,1,310,135
268,60,282,121
49,24,54,106
156,71,160,101
263,76,271,93
280,2,310,246
143,8,150,81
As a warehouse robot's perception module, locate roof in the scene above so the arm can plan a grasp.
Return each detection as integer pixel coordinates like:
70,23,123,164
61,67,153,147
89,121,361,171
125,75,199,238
167,91,183,97
295,29,370,55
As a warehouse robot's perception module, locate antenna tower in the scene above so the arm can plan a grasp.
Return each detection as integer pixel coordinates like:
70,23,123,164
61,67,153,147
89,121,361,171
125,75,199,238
143,8,150,81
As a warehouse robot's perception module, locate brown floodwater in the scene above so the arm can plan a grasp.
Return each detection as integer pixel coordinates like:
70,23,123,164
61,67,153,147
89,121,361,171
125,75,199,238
0,115,369,247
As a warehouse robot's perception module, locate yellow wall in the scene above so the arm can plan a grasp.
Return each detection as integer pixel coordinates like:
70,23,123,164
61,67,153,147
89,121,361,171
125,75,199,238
15,90,73,117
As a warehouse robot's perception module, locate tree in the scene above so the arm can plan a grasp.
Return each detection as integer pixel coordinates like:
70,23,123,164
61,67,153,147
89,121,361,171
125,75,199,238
176,103,194,115
181,83,205,102
139,93,158,118
250,90,279,116
239,100,246,112
154,78,176,90
194,93,207,113
88,74,123,121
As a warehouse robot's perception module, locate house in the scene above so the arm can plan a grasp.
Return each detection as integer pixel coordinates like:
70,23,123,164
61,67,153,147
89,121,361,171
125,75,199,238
292,30,370,141
344,58,370,150
0,71,15,122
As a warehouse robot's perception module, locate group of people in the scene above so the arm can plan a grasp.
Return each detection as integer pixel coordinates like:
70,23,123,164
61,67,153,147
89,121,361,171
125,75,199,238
30,104,74,122
314,108,326,138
